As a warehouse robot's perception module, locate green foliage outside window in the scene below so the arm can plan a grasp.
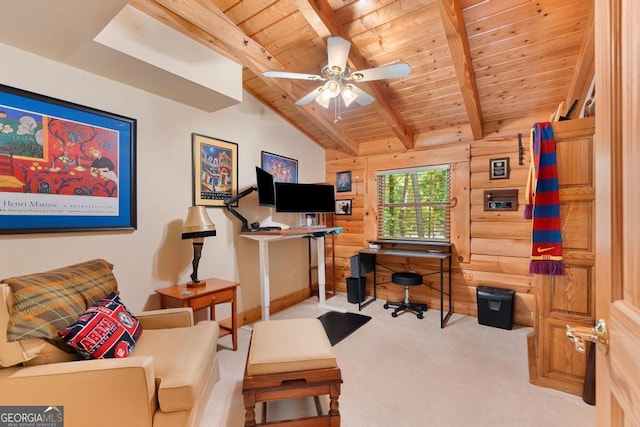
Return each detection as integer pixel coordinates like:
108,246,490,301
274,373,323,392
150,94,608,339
378,166,450,241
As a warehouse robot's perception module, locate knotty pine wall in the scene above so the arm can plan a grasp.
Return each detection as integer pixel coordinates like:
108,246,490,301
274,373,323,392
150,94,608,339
326,136,535,326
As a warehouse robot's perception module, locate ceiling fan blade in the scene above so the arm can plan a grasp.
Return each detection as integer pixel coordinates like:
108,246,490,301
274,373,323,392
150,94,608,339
327,37,351,72
295,87,323,105
350,63,411,82
263,70,323,81
351,85,375,106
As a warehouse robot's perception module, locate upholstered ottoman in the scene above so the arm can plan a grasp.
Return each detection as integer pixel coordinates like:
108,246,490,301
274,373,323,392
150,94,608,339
242,318,342,427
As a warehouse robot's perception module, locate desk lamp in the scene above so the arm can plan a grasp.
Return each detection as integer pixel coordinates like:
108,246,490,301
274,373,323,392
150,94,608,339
181,206,216,287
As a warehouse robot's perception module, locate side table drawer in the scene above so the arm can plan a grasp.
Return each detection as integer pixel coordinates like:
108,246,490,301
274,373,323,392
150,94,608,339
155,278,239,351
189,288,234,310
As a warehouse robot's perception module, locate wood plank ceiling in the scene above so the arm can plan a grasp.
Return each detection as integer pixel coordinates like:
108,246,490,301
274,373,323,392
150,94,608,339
132,0,594,157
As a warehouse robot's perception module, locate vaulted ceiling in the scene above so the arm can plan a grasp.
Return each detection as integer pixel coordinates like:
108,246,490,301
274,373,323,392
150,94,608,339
132,0,594,156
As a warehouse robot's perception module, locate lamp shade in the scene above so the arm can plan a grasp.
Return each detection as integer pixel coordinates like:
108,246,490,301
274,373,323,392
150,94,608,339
315,91,331,108
341,84,358,107
181,206,216,239
323,80,341,98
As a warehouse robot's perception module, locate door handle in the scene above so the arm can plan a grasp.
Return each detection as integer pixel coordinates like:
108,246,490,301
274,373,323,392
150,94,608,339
566,319,609,354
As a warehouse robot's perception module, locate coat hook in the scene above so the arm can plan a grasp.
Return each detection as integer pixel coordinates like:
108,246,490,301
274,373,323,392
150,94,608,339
518,132,524,165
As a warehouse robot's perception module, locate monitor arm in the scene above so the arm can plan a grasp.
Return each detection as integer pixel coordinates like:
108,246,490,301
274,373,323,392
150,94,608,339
224,186,257,231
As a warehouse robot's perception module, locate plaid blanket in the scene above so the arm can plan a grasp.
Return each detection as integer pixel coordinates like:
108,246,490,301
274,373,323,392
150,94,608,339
524,122,565,275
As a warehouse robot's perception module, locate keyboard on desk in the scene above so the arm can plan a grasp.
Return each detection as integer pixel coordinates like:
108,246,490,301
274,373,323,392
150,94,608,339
245,226,282,232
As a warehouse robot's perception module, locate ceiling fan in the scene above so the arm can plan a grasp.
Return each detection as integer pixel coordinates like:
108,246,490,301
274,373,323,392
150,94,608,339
263,36,411,109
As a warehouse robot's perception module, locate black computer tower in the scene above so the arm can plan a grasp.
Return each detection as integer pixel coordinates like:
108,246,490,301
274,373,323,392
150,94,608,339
346,276,366,304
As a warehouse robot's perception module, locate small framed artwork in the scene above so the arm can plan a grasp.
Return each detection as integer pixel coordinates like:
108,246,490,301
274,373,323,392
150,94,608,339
261,151,298,183
305,213,317,226
489,157,510,180
336,170,352,192
335,199,352,215
192,133,238,207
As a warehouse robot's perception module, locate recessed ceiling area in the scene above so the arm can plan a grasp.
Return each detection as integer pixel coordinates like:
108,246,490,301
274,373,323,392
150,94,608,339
0,0,243,112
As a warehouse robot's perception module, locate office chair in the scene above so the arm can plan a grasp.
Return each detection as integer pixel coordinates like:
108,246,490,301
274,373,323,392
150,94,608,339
383,272,428,319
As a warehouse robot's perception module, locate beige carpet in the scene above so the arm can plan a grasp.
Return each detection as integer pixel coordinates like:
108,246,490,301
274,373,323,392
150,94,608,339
201,293,595,427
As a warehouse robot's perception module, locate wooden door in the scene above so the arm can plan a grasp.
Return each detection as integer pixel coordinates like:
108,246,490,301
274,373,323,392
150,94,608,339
593,0,640,425
527,118,596,396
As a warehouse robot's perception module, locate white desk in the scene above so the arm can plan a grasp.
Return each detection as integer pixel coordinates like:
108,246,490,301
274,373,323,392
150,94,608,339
240,226,344,320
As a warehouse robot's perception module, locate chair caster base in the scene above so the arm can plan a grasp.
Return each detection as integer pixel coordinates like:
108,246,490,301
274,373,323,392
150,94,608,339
384,300,427,319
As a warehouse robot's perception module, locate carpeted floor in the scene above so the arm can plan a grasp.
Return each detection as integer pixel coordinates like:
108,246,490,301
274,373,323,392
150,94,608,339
200,293,595,427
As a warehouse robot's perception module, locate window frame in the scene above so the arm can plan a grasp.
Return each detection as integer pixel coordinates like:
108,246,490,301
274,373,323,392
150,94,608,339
376,164,451,242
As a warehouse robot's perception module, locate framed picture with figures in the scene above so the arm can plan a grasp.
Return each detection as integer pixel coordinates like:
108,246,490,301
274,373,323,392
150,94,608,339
335,199,352,215
192,133,238,207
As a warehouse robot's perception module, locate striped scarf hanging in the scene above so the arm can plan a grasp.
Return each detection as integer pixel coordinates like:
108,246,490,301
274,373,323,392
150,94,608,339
524,122,565,275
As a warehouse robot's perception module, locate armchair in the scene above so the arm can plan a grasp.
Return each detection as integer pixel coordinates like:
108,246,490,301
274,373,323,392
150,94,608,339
0,260,220,427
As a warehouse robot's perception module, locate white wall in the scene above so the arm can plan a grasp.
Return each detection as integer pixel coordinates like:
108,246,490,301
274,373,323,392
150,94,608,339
0,43,326,315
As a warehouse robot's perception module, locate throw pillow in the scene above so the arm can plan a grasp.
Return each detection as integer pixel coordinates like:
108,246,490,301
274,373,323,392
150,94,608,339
58,292,143,359
5,259,118,342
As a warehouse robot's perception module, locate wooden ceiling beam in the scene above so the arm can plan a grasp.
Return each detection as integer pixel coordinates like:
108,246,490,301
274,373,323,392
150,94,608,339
146,0,361,155
437,0,484,140
292,0,415,150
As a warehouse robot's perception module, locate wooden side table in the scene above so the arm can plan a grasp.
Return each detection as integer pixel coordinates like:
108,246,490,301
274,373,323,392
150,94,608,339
155,278,239,351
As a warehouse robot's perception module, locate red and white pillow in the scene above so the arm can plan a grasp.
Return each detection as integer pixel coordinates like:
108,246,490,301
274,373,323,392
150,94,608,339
58,293,143,359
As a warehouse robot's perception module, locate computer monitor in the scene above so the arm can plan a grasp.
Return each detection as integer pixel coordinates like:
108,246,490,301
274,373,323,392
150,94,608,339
255,166,276,207
274,182,335,213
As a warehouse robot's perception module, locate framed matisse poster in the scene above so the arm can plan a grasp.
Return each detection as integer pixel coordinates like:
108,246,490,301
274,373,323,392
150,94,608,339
0,84,137,235
192,133,238,207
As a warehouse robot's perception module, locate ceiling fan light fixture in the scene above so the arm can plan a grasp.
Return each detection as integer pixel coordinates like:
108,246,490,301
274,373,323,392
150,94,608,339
323,80,341,98
263,37,408,113
341,85,358,107
314,91,331,108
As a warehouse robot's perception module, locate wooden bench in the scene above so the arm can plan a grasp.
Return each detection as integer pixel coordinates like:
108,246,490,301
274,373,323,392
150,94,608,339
242,318,342,426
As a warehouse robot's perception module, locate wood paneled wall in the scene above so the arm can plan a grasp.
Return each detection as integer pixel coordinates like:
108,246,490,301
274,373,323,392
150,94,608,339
326,118,594,332
467,134,533,325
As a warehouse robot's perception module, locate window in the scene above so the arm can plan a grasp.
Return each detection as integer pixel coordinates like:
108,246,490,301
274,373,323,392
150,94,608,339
377,165,451,241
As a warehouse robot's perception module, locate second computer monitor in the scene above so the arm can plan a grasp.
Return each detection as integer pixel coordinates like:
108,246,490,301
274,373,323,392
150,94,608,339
255,166,276,207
